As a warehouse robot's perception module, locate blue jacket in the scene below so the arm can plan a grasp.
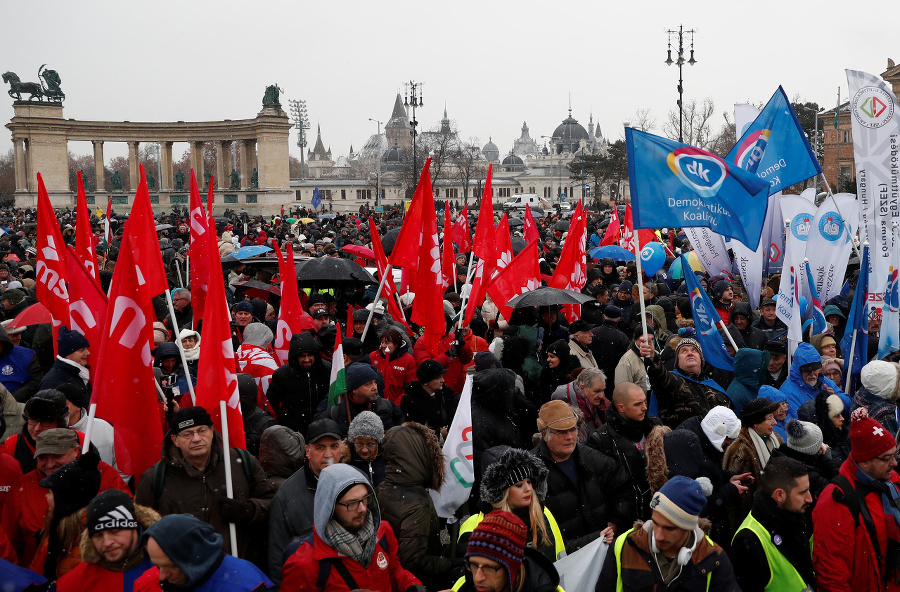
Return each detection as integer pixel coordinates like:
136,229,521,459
780,343,849,423
759,386,788,440
726,348,769,414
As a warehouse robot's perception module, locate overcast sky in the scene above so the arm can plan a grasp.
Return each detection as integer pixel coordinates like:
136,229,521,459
2,0,895,164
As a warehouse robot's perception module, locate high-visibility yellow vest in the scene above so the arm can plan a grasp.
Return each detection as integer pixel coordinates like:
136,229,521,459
612,528,713,592
458,507,566,560
733,513,811,592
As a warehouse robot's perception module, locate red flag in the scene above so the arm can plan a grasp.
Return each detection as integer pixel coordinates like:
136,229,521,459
487,240,541,320
369,218,410,332
389,158,436,290
195,202,246,449
494,214,514,273
463,166,497,325
451,205,471,254
621,204,656,255
74,171,99,283
35,174,70,350
355,218,362,232
91,205,164,481
408,162,445,356
131,166,169,297
441,201,456,291
550,202,588,323
188,171,213,324
346,305,354,338
524,205,541,245
272,242,304,366
602,207,621,246
65,245,108,357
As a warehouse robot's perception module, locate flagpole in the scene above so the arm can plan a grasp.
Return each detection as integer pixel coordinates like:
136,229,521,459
219,400,240,557
164,290,197,405
844,329,857,393
718,320,739,351
457,251,477,326
81,403,97,454
633,240,650,348
362,263,392,342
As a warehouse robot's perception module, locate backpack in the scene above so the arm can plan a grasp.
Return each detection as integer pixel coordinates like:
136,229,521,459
831,474,883,568
152,447,253,507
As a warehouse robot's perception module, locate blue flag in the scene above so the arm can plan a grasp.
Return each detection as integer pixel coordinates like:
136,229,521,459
312,187,322,210
626,128,769,249
727,86,822,195
681,255,734,370
879,224,900,360
840,246,870,390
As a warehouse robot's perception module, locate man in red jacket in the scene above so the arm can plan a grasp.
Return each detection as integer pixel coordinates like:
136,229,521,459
813,407,900,591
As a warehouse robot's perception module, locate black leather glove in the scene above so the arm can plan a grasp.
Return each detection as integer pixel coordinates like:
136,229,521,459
219,497,256,524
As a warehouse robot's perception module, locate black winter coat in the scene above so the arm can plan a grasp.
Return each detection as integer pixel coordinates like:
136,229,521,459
590,321,631,399
400,381,457,437
532,441,633,553
267,333,331,435
471,370,523,484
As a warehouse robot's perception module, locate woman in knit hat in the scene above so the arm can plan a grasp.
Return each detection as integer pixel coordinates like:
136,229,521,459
341,410,386,487
538,339,578,399
457,446,565,564
851,359,900,437
723,397,783,528
780,419,839,501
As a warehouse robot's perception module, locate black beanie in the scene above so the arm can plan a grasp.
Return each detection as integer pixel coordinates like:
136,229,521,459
39,449,102,521
57,326,90,358
87,489,138,536
141,514,223,588
168,406,213,435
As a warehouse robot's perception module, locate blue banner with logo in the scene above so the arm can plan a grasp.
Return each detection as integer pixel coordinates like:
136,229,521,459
681,255,734,370
726,86,822,194
312,187,322,209
626,128,769,250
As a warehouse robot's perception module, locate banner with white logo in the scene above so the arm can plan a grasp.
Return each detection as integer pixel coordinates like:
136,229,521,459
779,195,816,275
807,193,859,304
684,227,733,279
846,69,900,309
430,374,473,521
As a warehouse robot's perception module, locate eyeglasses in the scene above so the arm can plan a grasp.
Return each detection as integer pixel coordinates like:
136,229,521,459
465,560,502,576
176,426,211,440
874,451,900,463
353,440,378,451
336,493,374,512
27,418,56,428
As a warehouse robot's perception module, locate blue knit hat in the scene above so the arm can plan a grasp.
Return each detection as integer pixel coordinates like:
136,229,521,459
57,326,90,358
650,475,707,531
346,363,380,393
234,301,254,314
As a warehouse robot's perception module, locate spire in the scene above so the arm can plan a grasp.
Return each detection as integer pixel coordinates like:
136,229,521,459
568,93,572,118
443,101,448,120
390,94,407,120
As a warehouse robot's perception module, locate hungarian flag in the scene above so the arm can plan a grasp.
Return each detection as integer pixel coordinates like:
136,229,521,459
550,201,588,323
328,326,345,407
602,207,621,246
91,187,165,480
74,171,99,283
195,199,246,449
451,205,471,253
487,240,541,320
621,203,657,255
272,242,304,366
369,217,410,332
441,201,456,291
188,171,213,325
36,174,70,350
524,204,541,245
65,245,108,357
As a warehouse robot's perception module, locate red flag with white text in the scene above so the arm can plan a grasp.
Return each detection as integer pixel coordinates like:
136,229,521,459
65,245,107,356
369,217,410,333
272,242,304,366
389,158,436,289
487,240,541,320
524,205,541,245
188,171,213,325
36,174,70,350
494,214,514,274
550,201,588,322
74,172,99,284
408,163,446,356
441,201,456,290
602,207,621,246
621,204,657,255
463,167,497,325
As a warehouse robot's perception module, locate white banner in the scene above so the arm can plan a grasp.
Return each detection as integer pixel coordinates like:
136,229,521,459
779,195,816,274
730,104,766,308
846,69,900,309
684,227,733,279
807,193,859,304
555,535,608,592
429,374,473,521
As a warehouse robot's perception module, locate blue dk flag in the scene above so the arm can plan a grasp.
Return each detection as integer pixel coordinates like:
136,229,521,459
727,86,822,194
626,128,769,250
681,255,734,371
311,187,322,210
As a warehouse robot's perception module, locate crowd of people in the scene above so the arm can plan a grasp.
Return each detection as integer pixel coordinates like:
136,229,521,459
0,200,898,591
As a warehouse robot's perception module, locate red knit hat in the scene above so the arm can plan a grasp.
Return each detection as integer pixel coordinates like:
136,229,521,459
465,511,527,590
850,407,897,462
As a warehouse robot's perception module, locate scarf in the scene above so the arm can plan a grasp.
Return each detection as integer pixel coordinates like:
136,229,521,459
563,384,605,441
672,369,729,397
57,356,90,385
854,463,900,531
748,428,779,467
182,345,200,362
324,512,378,567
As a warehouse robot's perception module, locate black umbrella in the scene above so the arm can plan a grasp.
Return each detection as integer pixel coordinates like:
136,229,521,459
155,224,174,231
553,220,570,232
511,236,528,255
507,217,524,228
381,228,402,255
233,280,280,300
506,287,593,308
294,257,377,287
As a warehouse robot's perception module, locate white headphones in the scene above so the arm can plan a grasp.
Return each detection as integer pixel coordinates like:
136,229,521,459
643,520,702,566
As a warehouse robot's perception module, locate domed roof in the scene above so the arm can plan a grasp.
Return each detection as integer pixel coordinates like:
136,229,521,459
482,137,500,162
383,144,408,163
552,114,589,153
501,152,524,172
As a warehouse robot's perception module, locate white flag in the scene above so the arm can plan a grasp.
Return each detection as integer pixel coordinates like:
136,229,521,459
429,374,474,521
807,193,859,304
846,69,900,310
779,195,816,273
776,233,804,355
554,535,608,592
683,228,733,279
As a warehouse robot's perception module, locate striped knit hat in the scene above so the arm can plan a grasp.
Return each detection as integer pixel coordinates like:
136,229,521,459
466,511,527,590
650,475,707,531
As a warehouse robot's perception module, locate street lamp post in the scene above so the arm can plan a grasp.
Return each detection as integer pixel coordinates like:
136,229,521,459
368,118,382,208
288,99,310,180
580,145,585,200
540,135,557,209
404,81,424,179
665,25,697,143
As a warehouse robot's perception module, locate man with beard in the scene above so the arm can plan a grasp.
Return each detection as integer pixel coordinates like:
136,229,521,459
588,382,661,520
267,333,331,436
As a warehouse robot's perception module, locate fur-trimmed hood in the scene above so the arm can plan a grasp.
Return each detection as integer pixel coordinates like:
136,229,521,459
79,504,161,565
381,421,445,491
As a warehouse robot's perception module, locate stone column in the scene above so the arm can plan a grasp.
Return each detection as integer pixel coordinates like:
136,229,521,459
25,140,34,192
128,142,140,190
238,140,249,190
160,142,173,190
215,141,226,189
247,140,258,186
92,140,105,192
190,141,204,181
13,139,26,192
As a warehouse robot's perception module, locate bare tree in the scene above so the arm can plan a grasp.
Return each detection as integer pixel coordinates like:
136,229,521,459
68,152,96,192
664,97,717,148
706,112,736,158
418,122,460,186
629,108,657,132
0,150,15,205
452,138,487,205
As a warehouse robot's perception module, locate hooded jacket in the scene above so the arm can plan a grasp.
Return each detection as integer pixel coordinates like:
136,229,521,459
55,504,160,592
645,304,671,344
258,425,305,490
780,342,849,423
267,332,332,435
0,327,42,403
376,423,451,590
280,463,422,592
729,302,767,350
370,340,418,405
471,369,523,488
726,348,770,414
267,462,318,583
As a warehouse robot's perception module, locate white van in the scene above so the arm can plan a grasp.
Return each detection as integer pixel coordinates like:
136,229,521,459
503,194,550,211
